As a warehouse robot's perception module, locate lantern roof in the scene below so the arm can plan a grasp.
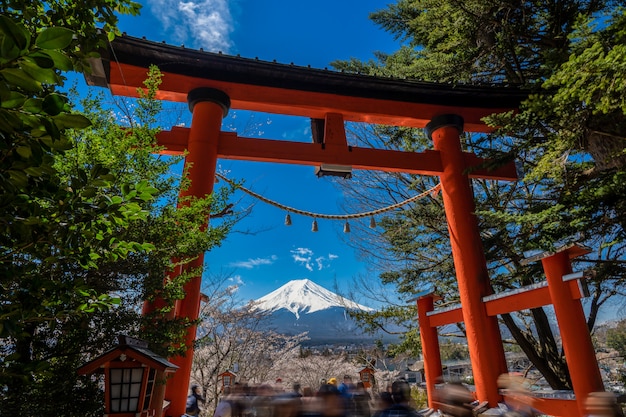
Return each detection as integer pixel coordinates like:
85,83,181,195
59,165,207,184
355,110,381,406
78,336,178,375
218,370,237,377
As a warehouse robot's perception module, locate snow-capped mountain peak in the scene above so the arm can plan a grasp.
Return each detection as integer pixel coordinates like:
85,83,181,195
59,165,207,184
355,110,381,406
252,279,373,319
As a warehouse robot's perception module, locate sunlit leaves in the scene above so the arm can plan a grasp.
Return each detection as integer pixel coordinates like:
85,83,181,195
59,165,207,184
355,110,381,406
34,27,74,50
0,2,154,412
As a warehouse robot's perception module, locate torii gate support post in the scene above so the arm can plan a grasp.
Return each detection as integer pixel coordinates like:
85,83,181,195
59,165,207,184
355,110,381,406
426,115,508,406
161,88,230,417
541,250,604,416
416,295,443,408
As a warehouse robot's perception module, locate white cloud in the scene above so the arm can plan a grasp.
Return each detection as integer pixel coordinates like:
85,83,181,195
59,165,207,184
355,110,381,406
291,247,314,271
291,248,337,271
229,275,244,285
225,274,243,294
147,0,234,52
229,255,277,269
315,256,325,271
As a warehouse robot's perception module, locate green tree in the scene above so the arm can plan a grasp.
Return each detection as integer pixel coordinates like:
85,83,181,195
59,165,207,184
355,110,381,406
0,2,238,416
2,64,237,416
334,1,626,390
1,2,143,413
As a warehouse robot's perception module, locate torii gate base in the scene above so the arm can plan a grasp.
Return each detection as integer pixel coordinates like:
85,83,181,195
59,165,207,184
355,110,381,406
86,35,602,417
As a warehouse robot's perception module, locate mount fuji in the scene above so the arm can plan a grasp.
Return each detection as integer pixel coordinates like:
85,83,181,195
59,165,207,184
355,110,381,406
251,279,387,345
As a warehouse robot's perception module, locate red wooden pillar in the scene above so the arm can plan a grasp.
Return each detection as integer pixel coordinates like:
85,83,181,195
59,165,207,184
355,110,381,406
416,295,443,408
163,88,230,417
541,250,603,416
426,115,507,406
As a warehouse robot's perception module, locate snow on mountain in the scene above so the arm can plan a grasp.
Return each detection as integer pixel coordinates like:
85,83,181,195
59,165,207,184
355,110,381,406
252,279,373,319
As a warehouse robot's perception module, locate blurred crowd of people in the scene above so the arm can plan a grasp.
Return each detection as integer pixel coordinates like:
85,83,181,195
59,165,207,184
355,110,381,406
186,376,423,417
186,374,626,417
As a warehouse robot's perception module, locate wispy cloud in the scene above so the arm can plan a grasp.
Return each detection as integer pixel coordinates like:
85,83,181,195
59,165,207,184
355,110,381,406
291,247,314,271
291,248,338,271
229,275,244,285
226,274,243,293
147,0,234,52
228,255,277,269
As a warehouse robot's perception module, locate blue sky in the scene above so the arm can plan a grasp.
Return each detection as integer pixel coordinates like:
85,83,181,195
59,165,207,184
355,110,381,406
107,0,400,304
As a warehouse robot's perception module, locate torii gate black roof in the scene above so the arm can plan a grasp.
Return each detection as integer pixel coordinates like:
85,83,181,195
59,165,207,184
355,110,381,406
87,35,529,131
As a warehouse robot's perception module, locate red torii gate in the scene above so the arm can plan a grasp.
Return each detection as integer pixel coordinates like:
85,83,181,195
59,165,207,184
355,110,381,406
84,35,597,417
414,243,603,417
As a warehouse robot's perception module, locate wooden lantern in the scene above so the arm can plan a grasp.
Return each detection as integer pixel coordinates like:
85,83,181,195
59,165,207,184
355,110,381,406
218,370,237,390
78,336,177,417
359,367,376,389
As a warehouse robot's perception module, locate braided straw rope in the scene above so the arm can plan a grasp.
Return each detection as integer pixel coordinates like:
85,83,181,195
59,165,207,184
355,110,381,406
216,172,441,220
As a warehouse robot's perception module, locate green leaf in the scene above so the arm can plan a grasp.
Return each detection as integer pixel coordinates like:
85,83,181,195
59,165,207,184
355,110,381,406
15,145,32,158
0,34,21,62
24,166,44,176
41,50,73,71
0,91,26,108
35,27,74,50
0,108,23,132
0,80,10,101
42,93,67,116
24,52,55,69
21,61,59,84
82,187,97,198
0,16,30,51
52,113,92,129
41,118,60,140
8,169,28,187
1,68,41,92
23,98,43,113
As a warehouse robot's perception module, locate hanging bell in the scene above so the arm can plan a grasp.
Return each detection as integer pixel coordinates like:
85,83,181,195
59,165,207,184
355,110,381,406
285,212,292,226
311,219,318,232
369,217,376,229
343,221,351,233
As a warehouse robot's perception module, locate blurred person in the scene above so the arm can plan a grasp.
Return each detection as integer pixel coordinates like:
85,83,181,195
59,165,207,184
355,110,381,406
317,381,347,417
338,375,355,415
298,386,324,417
353,381,371,417
186,384,206,416
372,391,393,417
291,382,303,397
374,379,422,417
497,373,536,417
273,394,301,417
338,375,354,397
213,387,232,417
214,384,245,417
249,384,276,417
585,391,625,417
434,382,473,417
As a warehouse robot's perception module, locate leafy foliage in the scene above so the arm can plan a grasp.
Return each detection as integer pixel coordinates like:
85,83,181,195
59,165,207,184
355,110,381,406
335,0,626,390
0,1,238,416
